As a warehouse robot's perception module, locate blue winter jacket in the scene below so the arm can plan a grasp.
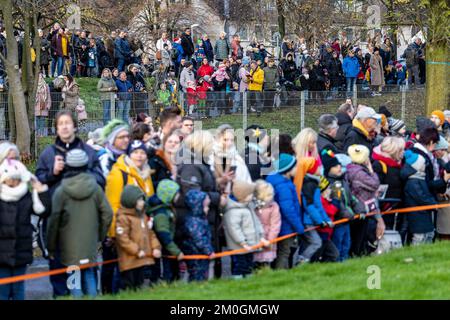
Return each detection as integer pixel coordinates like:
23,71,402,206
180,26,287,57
114,38,132,60
36,137,105,195
301,175,331,226
266,173,304,236
180,190,214,255
172,42,184,64
342,56,360,78
115,79,133,100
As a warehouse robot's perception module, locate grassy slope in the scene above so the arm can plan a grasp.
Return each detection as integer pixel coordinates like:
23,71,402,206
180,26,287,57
100,242,450,300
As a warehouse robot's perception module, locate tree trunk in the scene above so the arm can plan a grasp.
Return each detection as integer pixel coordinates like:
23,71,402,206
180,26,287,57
276,0,285,39
0,0,31,155
425,43,449,115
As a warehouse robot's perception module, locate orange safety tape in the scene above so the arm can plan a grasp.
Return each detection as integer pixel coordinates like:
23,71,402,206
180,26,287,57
0,203,448,286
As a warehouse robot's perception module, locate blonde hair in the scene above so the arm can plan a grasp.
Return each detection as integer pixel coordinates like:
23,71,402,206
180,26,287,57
380,136,405,161
183,130,214,159
254,180,274,203
293,128,318,159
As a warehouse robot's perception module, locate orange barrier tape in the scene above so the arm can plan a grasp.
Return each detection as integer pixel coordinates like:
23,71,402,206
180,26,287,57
0,203,448,286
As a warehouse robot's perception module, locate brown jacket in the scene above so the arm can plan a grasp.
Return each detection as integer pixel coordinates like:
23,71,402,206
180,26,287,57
116,207,161,272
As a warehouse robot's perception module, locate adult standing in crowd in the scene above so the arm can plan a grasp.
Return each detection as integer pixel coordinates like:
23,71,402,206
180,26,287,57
97,68,118,125
369,48,384,96
201,34,214,63
317,114,341,155
215,32,231,62
149,129,181,187
342,50,360,96
175,130,228,278
51,27,69,77
38,29,51,77
36,111,104,297
335,101,355,151
343,106,380,154
115,30,132,72
61,75,80,114
156,32,172,52
181,28,195,62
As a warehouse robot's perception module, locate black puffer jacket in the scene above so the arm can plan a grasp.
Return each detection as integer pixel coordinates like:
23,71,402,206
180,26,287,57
0,191,50,267
335,112,353,152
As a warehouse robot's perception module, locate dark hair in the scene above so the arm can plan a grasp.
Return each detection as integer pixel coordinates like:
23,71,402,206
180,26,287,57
418,128,439,146
135,112,150,123
132,123,151,141
55,110,77,132
160,107,181,128
64,74,74,85
182,116,194,123
268,133,294,158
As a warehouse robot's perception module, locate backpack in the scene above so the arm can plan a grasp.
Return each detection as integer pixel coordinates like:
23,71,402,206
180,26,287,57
404,47,418,68
171,47,179,60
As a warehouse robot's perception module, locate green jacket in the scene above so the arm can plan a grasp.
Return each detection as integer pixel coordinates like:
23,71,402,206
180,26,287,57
47,172,113,266
97,76,117,101
263,65,279,90
157,89,171,107
147,195,181,256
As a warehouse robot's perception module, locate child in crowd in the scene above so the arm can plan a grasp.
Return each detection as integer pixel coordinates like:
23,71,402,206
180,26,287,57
186,80,197,115
223,181,268,279
299,158,333,264
181,189,214,282
253,180,281,268
147,179,183,282
0,156,50,300
47,149,113,298
116,185,161,291
322,150,361,261
195,39,206,65
75,98,88,132
196,77,211,119
389,118,407,137
266,153,304,269
395,63,406,85
157,82,171,110
346,145,382,256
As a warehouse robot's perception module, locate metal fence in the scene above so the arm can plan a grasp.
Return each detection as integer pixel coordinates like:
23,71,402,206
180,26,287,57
0,84,426,151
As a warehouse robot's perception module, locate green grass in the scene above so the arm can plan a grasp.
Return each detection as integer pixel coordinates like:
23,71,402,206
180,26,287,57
97,241,450,300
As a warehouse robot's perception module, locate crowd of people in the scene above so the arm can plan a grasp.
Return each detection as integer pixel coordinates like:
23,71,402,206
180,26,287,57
1,94,450,299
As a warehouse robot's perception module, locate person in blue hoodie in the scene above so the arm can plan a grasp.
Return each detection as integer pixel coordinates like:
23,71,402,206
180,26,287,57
342,50,360,96
181,189,214,282
172,38,185,77
266,153,304,269
299,158,333,264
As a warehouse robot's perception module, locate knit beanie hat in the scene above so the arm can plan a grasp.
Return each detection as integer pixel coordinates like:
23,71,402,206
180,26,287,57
120,185,145,209
404,150,426,173
87,128,105,146
65,149,89,168
379,106,392,118
232,180,256,203
434,135,449,151
127,140,148,156
156,179,180,205
348,144,370,164
0,142,19,165
416,116,436,134
102,119,129,146
431,110,445,126
273,153,297,174
321,149,341,176
389,118,406,134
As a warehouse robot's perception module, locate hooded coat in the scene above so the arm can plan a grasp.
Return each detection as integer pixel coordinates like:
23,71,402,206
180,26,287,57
223,198,264,251
253,201,281,262
47,173,113,266
115,207,161,272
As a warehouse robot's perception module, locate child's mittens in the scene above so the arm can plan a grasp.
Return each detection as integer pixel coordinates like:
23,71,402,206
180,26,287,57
137,250,146,259
152,249,161,259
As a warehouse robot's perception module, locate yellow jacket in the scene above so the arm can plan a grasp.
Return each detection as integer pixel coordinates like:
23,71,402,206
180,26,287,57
106,155,155,237
249,67,264,91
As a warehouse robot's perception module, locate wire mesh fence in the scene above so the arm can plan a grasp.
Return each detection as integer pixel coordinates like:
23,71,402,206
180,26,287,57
0,84,426,154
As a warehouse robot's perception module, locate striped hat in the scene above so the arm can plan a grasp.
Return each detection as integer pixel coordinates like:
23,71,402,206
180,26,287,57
66,149,89,168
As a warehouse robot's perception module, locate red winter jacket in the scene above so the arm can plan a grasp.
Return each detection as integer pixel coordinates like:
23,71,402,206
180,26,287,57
196,81,211,100
320,197,339,240
197,64,214,78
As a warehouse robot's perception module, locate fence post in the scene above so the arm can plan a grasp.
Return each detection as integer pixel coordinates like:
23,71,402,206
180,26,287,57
179,92,185,115
110,92,116,120
353,81,358,107
300,90,305,131
401,85,406,122
243,91,248,131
